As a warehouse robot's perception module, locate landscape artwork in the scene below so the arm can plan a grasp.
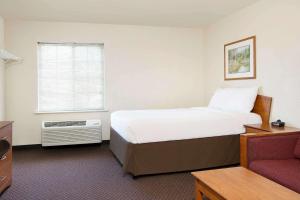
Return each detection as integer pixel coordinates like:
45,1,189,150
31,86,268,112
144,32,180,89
224,36,256,80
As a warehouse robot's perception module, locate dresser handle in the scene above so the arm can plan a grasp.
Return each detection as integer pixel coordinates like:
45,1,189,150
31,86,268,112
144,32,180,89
1,155,7,160
0,176,7,182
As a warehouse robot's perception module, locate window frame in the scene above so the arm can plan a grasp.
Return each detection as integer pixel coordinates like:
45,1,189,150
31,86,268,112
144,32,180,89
36,42,107,114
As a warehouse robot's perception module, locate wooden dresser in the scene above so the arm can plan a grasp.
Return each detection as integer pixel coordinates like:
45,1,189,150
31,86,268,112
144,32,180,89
0,121,13,193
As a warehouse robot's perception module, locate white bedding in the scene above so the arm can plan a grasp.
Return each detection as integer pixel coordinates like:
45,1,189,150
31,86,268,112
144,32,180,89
111,107,262,144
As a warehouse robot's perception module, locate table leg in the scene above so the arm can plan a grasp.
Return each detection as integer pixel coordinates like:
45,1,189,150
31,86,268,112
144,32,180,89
195,180,204,200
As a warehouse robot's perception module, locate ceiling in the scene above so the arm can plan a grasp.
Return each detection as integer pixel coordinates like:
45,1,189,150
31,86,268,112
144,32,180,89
0,0,260,27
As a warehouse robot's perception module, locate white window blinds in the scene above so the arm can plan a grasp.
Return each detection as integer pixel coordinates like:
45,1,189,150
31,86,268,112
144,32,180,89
38,43,104,112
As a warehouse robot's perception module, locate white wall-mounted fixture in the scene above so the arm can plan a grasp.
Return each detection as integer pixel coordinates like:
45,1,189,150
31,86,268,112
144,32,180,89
0,49,21,63
41,120,102,146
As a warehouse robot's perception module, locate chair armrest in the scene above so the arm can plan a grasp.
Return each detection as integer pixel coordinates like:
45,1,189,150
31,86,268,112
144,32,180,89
240,132,299,168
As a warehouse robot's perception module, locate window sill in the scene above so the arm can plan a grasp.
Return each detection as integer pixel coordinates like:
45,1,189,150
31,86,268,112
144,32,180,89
35,110,109,114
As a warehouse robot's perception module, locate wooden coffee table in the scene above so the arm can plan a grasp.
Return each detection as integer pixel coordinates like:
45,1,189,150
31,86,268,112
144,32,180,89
192,167,300,200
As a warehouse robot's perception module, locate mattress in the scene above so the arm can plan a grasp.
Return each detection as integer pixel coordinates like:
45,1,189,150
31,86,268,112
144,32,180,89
111,107,262,144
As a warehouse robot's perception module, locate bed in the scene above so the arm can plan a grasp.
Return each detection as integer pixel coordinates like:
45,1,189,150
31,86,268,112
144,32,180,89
110,95,272,176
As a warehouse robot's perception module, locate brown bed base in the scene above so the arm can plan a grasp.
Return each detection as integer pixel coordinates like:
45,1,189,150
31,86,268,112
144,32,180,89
110,128,240,176
109,95,272,176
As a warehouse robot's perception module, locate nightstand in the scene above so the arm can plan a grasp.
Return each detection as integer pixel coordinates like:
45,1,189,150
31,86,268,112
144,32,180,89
244,123,300,134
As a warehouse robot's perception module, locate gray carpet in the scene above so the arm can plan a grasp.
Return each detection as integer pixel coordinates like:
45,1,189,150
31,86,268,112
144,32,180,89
1,144,195,200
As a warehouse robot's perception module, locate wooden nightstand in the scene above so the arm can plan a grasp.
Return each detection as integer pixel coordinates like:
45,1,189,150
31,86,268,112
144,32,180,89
244,123,300,134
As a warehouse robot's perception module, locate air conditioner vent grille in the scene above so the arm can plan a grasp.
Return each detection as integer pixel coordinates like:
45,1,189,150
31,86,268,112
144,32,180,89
42,120,101,146
44,121,86,127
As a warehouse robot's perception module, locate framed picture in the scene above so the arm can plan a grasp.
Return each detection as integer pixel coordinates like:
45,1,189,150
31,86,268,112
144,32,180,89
224,36,256,80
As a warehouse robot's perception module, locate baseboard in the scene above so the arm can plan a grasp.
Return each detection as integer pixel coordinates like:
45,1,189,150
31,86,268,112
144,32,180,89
13,140,110,150
13,144,42,150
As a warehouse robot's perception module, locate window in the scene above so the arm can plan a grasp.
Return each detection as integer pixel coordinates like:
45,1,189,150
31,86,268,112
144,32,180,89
37,43,104,112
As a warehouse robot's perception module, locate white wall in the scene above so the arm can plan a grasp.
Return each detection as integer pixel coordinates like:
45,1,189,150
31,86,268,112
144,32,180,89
0,17,5,120
5,20,204,145
204,0,300,127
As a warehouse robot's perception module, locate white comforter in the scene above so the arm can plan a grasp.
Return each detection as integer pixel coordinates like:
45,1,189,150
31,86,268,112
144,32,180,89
111,107,261,144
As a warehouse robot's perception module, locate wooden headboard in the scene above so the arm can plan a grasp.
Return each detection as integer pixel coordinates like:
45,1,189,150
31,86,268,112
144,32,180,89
252,95,272,124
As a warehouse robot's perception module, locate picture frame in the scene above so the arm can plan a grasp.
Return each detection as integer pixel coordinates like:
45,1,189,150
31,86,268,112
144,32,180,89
224,36,256,80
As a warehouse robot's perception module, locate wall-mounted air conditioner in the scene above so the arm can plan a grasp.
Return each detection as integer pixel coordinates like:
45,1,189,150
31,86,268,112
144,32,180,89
42,120,102,147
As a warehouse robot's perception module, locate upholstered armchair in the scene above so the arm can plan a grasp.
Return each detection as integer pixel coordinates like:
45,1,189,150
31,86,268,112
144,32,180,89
240,132,300,193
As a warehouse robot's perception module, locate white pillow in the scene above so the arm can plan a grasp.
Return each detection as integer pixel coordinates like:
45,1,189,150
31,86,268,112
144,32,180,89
208,87,258,113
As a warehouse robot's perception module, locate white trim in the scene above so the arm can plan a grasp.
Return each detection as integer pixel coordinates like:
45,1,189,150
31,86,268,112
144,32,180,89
36,43,41,113
101,44,107,111
35,110,109,114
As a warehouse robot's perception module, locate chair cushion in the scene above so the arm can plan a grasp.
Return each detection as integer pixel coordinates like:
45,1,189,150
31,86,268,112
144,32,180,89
248,134,299,163
294,138,300,159
249,159,300,193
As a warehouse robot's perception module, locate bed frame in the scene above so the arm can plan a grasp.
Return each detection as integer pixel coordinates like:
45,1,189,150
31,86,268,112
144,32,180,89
109,95,272,176
251,95,272,125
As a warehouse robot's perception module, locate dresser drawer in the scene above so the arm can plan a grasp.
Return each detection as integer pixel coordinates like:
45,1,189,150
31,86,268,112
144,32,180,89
0,164,12,192
0,150,12,168
0,151,12,188
0,151,12,191
0,125,12,144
